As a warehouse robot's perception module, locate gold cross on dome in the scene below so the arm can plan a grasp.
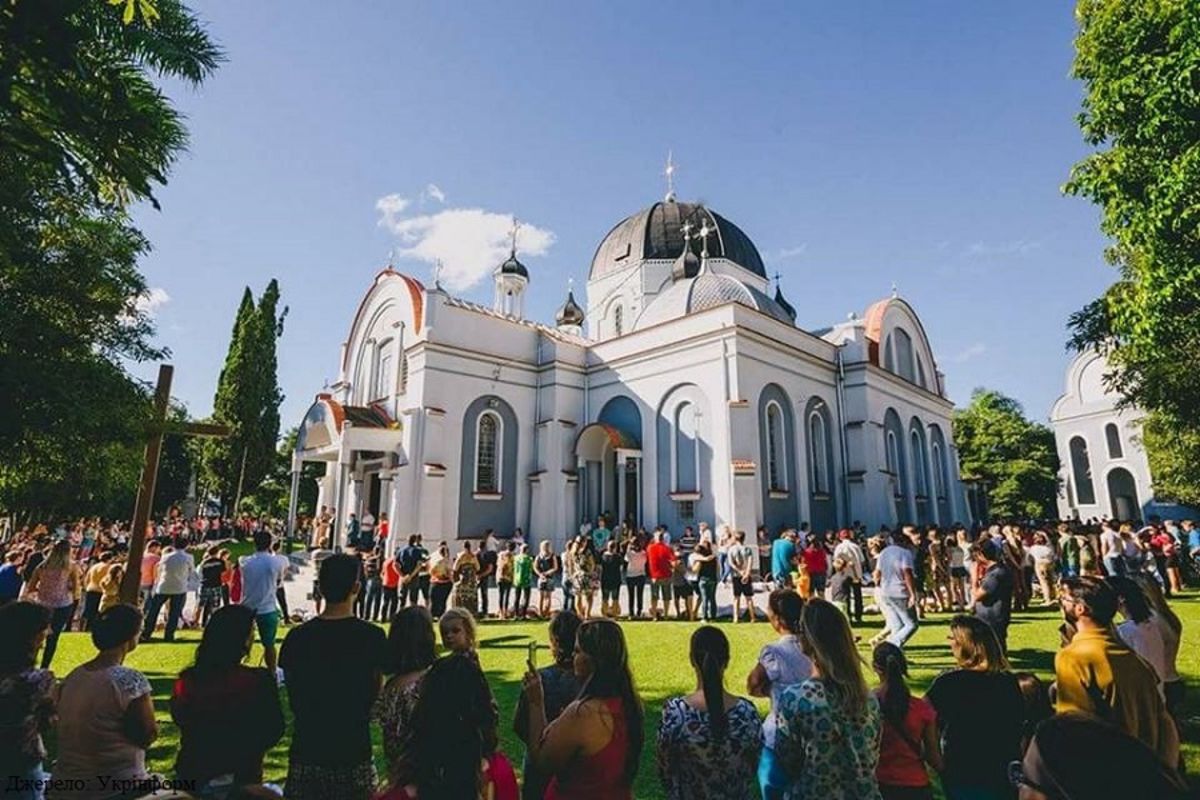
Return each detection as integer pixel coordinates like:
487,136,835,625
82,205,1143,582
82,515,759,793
697,219,713,258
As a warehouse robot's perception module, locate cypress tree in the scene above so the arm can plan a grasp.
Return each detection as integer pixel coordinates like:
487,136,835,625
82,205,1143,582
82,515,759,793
202,280,286,513
204,287,256,510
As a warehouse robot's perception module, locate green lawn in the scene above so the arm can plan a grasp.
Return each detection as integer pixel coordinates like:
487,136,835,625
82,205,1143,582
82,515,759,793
47,594,1200,798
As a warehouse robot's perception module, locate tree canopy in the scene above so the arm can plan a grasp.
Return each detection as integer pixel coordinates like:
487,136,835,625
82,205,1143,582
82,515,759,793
953,389,1060,520
0,1,220,517
1066,0,1200,500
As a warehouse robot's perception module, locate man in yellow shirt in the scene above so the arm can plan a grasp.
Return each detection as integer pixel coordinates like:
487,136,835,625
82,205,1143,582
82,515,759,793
1055,576,1179,768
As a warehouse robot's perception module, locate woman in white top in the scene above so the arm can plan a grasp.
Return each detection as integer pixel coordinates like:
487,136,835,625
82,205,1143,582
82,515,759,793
746,589,814,800
1138,577,1185,721
50,605,156,800
1108,576,1168,688
1027,531,1058,606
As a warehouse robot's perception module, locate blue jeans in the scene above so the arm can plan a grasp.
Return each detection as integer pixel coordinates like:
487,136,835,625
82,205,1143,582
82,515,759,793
698,577,718,620
41,604,74,669
879,594,918,647
141,592,185,641
758,746,789,800
1103,554,1125,577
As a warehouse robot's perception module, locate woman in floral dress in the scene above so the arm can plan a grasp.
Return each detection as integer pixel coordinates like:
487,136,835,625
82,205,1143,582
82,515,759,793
657,626,761,799
774,599,882,800
452,542,480,615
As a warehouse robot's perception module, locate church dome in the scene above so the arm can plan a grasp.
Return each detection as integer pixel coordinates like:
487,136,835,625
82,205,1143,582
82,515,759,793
495,253,528,279
589,201,766,281
635,271,793,330
555,289,585,327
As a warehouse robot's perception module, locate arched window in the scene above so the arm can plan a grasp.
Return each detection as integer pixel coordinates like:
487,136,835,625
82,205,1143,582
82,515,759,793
765,402,786,491
475,412,501,494
895,329,916,382
674,402,699,492
917,357,928,390
886,430,901,497
911,429,928,496
809,411,829,494
613,305,624,337
931,441,946,499
884,334,896,371
1069,436,1095,505
373,339,393,399
1105,423,1123,459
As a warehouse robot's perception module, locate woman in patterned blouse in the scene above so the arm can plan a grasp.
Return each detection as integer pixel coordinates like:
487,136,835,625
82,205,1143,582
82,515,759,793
374,606,437,788
656,625,761,799
774,598,883,800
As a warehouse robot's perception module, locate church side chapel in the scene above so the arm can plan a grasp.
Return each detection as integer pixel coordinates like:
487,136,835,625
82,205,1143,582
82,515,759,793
290,168,972,552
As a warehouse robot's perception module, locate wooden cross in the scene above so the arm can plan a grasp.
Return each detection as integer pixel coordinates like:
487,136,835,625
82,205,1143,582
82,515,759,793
118,364,231,604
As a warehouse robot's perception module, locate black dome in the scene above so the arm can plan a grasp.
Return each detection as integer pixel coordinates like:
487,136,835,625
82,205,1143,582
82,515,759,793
555,289,585,327
590,201,766,280
495,253,528,279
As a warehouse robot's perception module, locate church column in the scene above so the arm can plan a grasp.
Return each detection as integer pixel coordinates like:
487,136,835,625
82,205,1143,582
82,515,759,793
285,450,302,551
616,451,627,530
331,451,350,552
378,469,395,552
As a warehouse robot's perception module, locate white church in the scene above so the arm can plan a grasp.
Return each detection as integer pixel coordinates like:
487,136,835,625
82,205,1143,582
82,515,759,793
1050,349,1196,522
288,188,973,551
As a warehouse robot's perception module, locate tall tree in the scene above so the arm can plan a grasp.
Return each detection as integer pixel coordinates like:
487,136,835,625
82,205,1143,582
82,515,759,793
0,1,221,516
1066,0,1200,498
953,389,1060,519
203,281,286,512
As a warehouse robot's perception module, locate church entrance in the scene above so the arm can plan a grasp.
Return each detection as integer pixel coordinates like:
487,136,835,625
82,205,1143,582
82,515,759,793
575,423,642,531
1107,467,1140,521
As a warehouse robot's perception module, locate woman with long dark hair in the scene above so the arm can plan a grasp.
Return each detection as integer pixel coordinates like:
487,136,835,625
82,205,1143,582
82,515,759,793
774,598,882,800
747,589,814,799
872,643,941,800
0,601,54,800
522,617,644,799
385,653,517,799
1108,576,1169,684
375,605,437,787
657,626,761,799
170,603,284,790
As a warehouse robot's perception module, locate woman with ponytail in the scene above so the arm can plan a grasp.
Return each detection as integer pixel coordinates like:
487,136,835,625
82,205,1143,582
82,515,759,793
657,626,761,799
747,589,814,799
774,598,883,800
522,618,643,799
872,643,941,800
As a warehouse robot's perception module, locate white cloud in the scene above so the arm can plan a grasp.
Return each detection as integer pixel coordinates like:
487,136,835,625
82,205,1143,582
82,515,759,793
376,195,555,291
773,244,808,260
135,287,171,318
423,183,446,204
375,194,410,229
965,240,1041,257
948,342,987,363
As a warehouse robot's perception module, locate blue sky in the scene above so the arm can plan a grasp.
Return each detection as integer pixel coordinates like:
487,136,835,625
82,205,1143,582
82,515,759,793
132,2,1110,429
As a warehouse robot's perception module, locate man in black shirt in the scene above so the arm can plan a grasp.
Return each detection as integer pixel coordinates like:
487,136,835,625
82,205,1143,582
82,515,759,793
477,533,498,618
398,535,427,607
279,553,387,800
973,539,1014,652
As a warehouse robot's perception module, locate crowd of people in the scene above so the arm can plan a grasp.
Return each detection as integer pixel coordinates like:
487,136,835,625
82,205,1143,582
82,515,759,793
0,511,1195,800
